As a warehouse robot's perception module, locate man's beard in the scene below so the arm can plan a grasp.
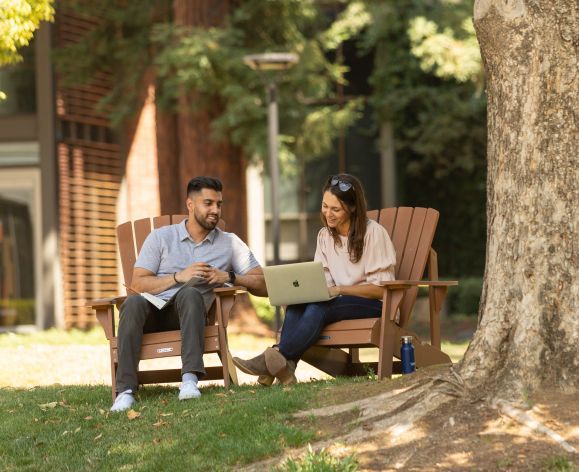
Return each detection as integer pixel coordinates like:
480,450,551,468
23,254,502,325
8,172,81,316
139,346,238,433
195,211,218,231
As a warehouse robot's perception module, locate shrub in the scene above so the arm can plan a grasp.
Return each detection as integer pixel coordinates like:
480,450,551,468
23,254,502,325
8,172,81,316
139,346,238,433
447,277,483,316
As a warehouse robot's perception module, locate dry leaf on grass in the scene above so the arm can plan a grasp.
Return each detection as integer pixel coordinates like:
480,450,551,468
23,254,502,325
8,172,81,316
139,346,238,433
94,433,103,441
159,413,173,417
84,416,93,420
153,420,168,427
38,402,58,410
127,409,141,420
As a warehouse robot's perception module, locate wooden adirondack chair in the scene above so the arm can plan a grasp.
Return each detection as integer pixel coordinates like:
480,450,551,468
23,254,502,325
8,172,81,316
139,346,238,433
301,207,457,379
91,214,240,400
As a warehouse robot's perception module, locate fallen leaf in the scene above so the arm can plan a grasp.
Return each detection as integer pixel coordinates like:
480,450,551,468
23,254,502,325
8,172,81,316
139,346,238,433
248,390,256,394
94,433,103,441
74,427,81,433
62,431,69,436
84,416,93,421
99,409,106,415
215,393,227,397
39,402,58,410
160,399,168,405
153,420,167,428
152,438,161,445
126,409,141,420
159,413,173,417
219,432,227,437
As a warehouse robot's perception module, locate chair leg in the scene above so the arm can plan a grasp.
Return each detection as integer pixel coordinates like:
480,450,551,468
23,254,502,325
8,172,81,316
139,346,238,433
377,319,396,379
110,348,117,401
225,349,239,386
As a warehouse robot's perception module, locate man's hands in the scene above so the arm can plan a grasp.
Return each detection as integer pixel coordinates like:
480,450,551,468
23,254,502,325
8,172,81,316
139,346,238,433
175,262,229,285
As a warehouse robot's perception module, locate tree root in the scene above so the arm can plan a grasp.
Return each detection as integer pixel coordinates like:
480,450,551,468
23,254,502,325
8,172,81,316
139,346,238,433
493,399,577,454
240,366,464,471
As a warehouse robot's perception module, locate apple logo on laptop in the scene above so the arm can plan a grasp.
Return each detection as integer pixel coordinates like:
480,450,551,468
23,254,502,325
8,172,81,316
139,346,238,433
293,280,300,287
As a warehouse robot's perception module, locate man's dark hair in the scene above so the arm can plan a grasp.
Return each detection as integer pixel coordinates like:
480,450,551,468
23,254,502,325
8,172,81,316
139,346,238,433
186,176,223,196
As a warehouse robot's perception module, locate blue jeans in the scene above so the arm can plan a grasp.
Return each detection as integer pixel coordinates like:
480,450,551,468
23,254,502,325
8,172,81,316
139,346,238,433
277,296,382,361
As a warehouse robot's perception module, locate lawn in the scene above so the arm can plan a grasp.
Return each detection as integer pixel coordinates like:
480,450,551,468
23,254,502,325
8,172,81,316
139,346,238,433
0,330,470,470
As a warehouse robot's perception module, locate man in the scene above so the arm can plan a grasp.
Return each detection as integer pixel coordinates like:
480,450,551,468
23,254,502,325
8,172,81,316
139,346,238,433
111,176,266,412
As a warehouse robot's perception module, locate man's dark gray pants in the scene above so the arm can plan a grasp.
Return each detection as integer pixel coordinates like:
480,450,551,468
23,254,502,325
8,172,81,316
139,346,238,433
115,287,207,394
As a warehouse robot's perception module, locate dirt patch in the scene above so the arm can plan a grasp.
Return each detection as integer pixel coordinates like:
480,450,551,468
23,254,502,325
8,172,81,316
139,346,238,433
299,384,578,471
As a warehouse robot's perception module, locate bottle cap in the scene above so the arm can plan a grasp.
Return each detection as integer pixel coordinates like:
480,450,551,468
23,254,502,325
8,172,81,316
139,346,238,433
401,335,413,343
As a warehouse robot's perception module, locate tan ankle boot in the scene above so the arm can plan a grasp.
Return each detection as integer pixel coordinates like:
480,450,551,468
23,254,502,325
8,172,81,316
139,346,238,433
264,348,297,385
257,374,274,386
232,351,270,376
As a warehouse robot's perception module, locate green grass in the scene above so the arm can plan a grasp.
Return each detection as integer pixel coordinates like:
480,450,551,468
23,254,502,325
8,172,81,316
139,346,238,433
543,455,578,472
0,378,374,471
0,328,106,347
276,445,359,471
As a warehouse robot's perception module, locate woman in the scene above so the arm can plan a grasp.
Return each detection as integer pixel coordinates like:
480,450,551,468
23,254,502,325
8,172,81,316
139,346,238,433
233,173,396,385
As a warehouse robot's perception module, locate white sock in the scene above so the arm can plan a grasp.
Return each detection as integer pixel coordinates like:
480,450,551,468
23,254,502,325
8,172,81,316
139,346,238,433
182,373,198,384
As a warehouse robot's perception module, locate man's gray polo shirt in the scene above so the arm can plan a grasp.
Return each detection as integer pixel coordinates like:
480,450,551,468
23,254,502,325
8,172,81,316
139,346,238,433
135,219,260,309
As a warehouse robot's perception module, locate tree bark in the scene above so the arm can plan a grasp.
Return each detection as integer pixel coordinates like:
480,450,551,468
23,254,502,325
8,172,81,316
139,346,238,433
172,0,248,239
459,0,578,397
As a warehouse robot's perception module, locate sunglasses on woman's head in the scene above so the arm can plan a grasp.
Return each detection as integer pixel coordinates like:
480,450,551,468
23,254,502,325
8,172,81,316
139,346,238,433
330,176,353,192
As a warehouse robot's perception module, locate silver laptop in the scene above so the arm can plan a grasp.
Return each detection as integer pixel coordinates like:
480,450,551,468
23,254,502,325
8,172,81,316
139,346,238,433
263,261,335,306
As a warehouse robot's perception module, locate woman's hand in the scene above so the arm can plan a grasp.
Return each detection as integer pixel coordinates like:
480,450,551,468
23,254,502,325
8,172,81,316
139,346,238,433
329,285,341,297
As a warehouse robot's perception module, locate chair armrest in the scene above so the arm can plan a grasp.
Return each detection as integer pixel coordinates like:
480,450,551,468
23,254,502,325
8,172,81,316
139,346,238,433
378,280,458,288
213,286,247,296
88,296,127,308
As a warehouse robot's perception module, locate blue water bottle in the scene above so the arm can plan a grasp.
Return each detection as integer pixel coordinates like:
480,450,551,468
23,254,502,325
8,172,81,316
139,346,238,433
401,336,416,374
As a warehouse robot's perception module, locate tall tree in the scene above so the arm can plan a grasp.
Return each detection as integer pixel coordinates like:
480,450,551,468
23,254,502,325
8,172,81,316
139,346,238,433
459,0,578,397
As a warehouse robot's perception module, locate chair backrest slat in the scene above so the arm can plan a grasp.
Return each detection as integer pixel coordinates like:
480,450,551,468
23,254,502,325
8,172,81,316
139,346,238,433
389,207,413,275
172,214,187,225
134,218,153,253
369,206,440,327
117,221,137,287
378,207,397,237
153,215,171,228
367,209,379,223
397,207,427,280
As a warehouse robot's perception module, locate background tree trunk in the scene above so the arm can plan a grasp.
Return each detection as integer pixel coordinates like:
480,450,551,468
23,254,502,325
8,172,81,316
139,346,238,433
170,0,248,239
459,0,578,397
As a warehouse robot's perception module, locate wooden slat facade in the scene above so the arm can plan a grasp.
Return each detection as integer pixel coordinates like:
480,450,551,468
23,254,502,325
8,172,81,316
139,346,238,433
55,8,121,328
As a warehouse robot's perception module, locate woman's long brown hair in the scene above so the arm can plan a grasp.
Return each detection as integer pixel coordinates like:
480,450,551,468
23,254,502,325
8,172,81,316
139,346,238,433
320,173,368,263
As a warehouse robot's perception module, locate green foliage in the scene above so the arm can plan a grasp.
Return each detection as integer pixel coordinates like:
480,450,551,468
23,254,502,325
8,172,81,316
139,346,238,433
447,277,483,316
152,0,367,167
53,0,172,125
0,0,54,66
56,0,366,166
361,0,487,277
0,0,54,99
276,445,359,472
543,455,578,472
250,294,276,325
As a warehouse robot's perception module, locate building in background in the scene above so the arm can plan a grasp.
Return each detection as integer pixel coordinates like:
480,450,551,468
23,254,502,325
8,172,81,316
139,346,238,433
0,8,395,331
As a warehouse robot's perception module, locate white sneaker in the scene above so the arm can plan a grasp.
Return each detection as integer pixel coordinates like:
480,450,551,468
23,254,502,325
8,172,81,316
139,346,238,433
179,381,201,400
110,391,135,412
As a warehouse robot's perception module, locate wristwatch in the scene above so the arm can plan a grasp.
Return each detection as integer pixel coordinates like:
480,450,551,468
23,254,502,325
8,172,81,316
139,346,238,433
228,270,236,285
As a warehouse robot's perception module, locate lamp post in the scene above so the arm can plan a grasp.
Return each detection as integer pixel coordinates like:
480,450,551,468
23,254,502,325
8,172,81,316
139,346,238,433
244,52,298,331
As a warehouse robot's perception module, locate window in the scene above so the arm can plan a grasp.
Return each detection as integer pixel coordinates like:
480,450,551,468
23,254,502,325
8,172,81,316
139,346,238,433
0,43,37,115
0,168,40,328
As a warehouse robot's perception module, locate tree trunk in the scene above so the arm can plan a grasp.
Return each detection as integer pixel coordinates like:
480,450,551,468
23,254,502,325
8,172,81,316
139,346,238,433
459,0,578,398
172,0,248,239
